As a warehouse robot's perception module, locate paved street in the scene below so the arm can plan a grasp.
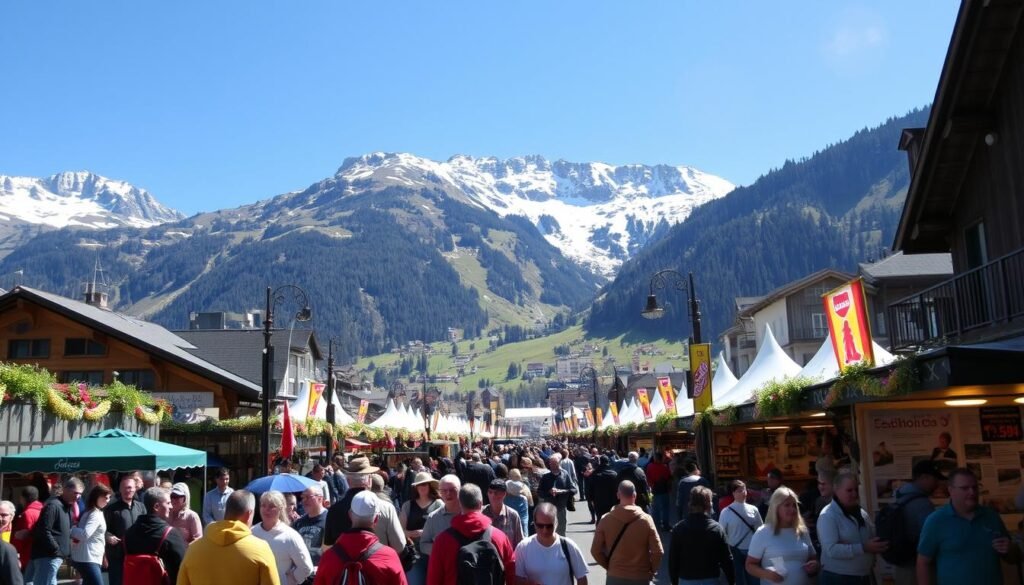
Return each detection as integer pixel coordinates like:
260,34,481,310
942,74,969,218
562,498,674,585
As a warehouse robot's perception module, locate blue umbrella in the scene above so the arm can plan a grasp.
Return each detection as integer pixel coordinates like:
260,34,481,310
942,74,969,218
245,473,320,494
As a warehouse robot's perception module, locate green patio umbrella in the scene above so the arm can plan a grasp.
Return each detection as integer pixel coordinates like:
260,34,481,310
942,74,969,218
0,428,207,474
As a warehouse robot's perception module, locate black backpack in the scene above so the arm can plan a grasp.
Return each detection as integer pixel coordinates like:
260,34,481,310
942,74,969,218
875,493,927,565
446,526,505,585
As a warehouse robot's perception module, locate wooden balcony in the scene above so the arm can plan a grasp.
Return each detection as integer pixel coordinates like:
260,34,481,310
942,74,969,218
887,247,1024,350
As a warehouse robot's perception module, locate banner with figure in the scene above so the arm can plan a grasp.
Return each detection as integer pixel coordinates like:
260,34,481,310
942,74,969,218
657,377,677,415
584,406,595,429
637,388,654,422
357,399,369,424
610,402,620,425
823,278,875,372
307,383,325,418
596,407,604,430
690,343,713,412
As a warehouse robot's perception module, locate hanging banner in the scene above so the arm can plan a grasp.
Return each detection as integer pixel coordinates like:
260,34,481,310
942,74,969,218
657,377,677,415
610,402,620,425
584,406,595,428
637,389,654,422
690,343,714,413
490,408,497,433
356,399,369,424
307,383,325,418
432,410,441,431
823,278,875,372
596,407,604,430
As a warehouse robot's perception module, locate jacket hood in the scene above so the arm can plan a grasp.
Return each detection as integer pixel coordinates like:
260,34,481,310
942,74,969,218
894,482,927,499
609,504,645,522
204,520,254,546
172,482,192,512
450,511,493,537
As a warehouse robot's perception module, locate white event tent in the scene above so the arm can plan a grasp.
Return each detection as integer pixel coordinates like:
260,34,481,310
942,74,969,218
713,324,802,407
798,338,896,381
286,380,357,425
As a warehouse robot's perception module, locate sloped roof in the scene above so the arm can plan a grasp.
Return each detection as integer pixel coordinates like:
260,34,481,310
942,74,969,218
739,269,856,318
713,324,802,407
0,287,261,401
174,328,321,390
859,252,953,281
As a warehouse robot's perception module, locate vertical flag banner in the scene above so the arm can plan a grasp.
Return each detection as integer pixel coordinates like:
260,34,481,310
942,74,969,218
280,401,295,459
610,402,620,425
690,343,714,412
490,408,497,433
307,383,325,418
584,406,595,428
432,410,441,431
357,399,369,424
637,388,654,422
823,278,875,372
596,407,604,430
657,377,677,415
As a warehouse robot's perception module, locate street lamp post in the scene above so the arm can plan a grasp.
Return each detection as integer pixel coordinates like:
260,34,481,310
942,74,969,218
262,285,312,476
325,338,336,462
640,270,711,475
579,366,600,443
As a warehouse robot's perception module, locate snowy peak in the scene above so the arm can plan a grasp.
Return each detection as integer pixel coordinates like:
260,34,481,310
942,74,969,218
331,152,735,276
0,171,184,229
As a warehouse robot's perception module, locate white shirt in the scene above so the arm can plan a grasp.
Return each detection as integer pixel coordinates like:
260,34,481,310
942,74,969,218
252,521,314,585
747,525,816,585
70,508,106,564
514,534,589,585
719,501,763,549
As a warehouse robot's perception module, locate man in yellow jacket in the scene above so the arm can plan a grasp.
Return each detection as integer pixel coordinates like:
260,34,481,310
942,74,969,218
177,490,280,585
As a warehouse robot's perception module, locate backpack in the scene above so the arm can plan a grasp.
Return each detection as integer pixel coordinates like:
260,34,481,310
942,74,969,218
446,526,505,585
875,492,928,565
123,526,173,585
328,541,383,585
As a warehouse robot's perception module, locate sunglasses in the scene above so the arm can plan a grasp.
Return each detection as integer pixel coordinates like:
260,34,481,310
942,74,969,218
535,523,555,530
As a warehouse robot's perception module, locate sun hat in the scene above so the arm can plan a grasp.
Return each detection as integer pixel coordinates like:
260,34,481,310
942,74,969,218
344,455,379,475
411,471,439,489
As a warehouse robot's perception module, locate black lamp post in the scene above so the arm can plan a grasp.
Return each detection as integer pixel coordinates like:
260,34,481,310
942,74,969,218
262,285,312,476
579,365,600,442
325,338,336,462
640,270,711,474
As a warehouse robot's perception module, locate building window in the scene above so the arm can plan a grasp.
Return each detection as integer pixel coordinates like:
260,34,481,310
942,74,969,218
64,338,107,357
8,339,50,359
812,313,828,337
119,369,155,390
60,371,105,385
965,221,988,269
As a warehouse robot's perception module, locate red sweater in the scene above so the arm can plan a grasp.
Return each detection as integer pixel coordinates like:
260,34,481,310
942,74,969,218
427,512,516,585
315,530,408,585
11,501,43,570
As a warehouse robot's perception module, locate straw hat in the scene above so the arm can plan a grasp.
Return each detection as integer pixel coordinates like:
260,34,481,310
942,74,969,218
344,455,379,475
410,471,439,489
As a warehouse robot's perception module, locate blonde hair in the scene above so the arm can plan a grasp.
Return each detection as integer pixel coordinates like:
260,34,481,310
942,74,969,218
764,486,807,536
508,468,523,481
260,490,290,526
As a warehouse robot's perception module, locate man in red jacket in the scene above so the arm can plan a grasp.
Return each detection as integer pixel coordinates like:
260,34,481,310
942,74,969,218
427,483,516,585
645,452,672,531
11,486,43,570
315,491,407,585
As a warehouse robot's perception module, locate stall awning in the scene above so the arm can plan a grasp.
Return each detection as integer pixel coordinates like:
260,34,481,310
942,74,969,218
0,428,208,474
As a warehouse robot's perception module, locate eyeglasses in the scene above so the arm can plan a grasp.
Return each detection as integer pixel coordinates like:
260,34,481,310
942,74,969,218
535,523,554,530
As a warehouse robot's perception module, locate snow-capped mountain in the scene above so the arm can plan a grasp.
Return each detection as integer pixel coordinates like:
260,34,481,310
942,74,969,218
0,171,184,229
331,153,734,276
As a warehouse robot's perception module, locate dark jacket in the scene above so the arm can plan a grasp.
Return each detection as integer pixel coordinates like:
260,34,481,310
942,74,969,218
30,497,72,559
0,540,24,585
591,467,621,518
323,487,363,546
669,513,735,584
676,475,712,517
615,464,650,509
104,497,146,560
462,462,496,492
124,513,187,584
538,469,577,509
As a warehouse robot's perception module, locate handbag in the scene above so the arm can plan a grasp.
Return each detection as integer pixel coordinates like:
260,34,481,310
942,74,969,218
399,538,420,571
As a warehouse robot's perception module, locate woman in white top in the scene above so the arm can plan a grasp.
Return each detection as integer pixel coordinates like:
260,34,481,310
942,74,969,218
746,486,820,584
817,472,887,584
719,479,764,585
252,490,314,585
71,483,113,585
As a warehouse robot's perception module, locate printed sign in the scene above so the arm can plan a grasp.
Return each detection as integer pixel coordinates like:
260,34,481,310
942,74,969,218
637,388,654,422
979,406,1023,442
151,392,215,422
356,399,369,424
689,343,713,412
823,278,875,372
657,376,677,415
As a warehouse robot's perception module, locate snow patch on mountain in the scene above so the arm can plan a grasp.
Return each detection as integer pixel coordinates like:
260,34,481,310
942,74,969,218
334,153,734,276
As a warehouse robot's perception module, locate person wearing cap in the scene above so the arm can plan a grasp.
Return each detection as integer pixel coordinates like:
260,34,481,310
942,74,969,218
323,455,406,555
483,478,523,548
426,484,516,585
887,460,942,585
400,472,442,585
314,491,407,585
169,482,203,545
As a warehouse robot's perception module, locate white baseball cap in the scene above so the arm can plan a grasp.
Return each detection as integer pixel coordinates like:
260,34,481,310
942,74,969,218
351,491,380,519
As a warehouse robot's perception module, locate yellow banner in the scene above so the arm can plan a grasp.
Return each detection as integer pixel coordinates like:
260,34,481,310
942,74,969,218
823,278,875,372
690,343,713,412
657,377,677,415
432,410,441,431
584,406,594,428
357,399,369,424
596,407,604,430
307,383,325,418
610,402,620,425
637,388,653,422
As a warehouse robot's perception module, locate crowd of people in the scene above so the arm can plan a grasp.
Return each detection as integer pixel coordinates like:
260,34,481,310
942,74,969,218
0,438,1021,585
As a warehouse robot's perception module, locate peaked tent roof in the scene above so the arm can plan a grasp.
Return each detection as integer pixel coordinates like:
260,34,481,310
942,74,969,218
798,338,896,382
712,352,739,398
714,324,802,407
0,287,261,401
0,429,207,474
286,380,356,424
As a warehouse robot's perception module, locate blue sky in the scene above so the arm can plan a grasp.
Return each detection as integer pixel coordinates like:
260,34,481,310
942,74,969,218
1,1,958,215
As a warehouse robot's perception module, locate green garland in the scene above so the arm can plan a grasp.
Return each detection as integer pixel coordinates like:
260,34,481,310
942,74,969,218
753,377,816,420
824,357,918,408
693,404,738,429
655,411,677,431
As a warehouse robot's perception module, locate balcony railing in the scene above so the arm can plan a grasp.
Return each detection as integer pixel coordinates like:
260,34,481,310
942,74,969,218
887,247,1024,350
